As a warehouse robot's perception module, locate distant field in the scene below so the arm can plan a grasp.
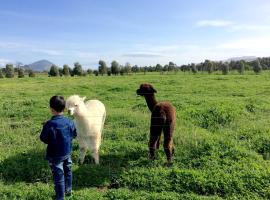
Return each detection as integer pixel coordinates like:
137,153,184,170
0,72,270,199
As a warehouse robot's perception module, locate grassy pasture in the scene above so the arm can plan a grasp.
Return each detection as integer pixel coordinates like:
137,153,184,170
0,72,270,199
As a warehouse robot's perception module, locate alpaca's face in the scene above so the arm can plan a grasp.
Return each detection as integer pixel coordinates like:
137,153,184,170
66,95,85,116
66,102,78,115
136,83,157,96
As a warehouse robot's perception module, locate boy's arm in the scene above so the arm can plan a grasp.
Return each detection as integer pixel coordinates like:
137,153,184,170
40,122,52,144
71,121,77,138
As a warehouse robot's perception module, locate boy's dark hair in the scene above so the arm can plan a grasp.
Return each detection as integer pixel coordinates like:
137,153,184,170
50,96,65,112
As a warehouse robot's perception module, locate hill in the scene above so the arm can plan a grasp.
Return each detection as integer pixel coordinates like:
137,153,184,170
226,56,257,62
25,59,55,72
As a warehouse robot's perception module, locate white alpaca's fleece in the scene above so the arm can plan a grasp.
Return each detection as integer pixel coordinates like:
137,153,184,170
66,95,106,164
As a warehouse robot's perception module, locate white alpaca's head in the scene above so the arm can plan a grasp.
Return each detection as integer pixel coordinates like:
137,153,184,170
66,95,86,116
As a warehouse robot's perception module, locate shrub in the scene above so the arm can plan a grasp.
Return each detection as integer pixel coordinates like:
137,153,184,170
48,65,59,76
73,62,83,76
253,60,262,74
93,70,99,76
187,103,241,130
5,64,14,78
28,70,35,77
221,63,229,75
18,68,24,78
62,64,70,76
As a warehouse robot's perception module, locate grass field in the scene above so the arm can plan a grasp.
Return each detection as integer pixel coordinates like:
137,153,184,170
0,72,270,199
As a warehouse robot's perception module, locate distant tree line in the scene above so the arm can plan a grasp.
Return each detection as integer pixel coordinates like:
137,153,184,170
1,57,269,78
91,58,265,76
62,58,264,76
0,64,35,78
179,59,264,75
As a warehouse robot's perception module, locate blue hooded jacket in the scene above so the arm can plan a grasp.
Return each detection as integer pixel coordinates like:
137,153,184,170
40,115,77,162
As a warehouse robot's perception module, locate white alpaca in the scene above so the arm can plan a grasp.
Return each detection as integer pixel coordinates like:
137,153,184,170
66,95,106,164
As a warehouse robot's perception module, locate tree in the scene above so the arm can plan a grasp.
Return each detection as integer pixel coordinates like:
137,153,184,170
58,68,63,76
238,61,245,74
155,64,163,72
229,61,237,71
28,70,35,77
0,69,4,78
191,63,197,74
163,65,168,73
253,59,262,74
119,66,125,75
93,70,99,76
124,62,132,75
68,67,74,76
131,65,139,74
221,63,229,75
87,69,93,75
18,68,24,78
111,60,120,75
73,62,83,76
48,65,59,77
168,62,176,71
107,68,111,76
5,64,14,78
204,60,213,74
62,64,70,76
98,60,107,76
143,66,147,74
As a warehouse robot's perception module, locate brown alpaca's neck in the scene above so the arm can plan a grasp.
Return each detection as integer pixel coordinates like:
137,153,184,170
145,95,158,112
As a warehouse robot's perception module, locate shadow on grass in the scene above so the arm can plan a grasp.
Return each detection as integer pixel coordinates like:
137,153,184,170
0,147,145,189
73,149,144,190
0,149,51,184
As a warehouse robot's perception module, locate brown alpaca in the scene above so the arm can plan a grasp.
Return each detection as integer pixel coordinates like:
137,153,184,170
136,83,176,163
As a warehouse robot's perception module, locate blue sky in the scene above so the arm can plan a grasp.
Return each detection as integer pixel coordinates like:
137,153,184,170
1,0,270,69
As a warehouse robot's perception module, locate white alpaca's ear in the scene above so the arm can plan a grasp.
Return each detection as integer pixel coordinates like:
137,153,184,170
82,96,86,102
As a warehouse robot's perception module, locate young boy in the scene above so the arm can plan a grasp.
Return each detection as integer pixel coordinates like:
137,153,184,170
40,95,77,200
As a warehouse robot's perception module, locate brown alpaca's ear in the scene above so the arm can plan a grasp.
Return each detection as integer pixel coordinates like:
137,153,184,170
149,86,157,93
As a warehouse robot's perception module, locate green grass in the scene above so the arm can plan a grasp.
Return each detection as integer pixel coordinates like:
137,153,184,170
0,72,270,199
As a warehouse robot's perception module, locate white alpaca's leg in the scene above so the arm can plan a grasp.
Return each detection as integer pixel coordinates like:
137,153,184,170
92,148,99,164
79,147,87,164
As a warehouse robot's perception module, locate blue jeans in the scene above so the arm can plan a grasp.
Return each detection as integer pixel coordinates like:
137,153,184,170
49,157,72,200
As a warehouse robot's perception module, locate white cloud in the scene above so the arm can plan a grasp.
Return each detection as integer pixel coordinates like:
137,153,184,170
217,36,270,52
0,41,64,56
196,20,233,27
125,36,270,66
0,58,14,67
230,24,270,32
31,48,63,56
196,19,270,33
0,41,26,49
74,51,96,59
123,52,163,58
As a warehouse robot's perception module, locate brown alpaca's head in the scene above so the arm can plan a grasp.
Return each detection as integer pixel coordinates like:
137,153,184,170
136,83,157,96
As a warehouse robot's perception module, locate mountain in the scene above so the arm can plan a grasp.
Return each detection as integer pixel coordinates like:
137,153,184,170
226,56,257,62
26,59,55,72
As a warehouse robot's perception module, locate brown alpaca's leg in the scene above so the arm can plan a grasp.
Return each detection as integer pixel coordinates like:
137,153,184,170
163,122,175,163
163,137,173,163
149,128,162,160
156,135,161,149
149,116,163,160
